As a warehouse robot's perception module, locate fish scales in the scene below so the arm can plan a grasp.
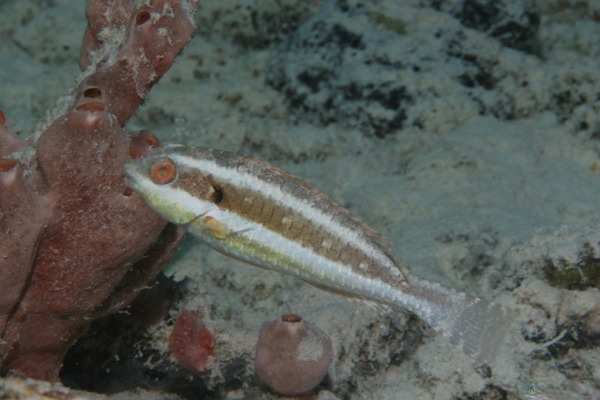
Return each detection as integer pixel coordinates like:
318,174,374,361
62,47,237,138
211,178,339,269
152,145,408,291
125,144,513,363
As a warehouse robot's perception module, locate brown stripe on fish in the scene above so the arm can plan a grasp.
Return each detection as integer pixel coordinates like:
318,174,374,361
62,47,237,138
169,149,409,289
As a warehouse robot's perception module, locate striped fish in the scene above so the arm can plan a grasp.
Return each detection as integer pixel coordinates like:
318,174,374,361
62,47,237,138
124,144,513,363
522,383,578,400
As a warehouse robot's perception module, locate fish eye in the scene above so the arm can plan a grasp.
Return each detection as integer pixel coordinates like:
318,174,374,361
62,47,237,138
150,157,177,184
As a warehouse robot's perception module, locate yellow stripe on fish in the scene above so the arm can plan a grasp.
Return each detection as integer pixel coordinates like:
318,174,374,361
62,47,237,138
124,144,513,363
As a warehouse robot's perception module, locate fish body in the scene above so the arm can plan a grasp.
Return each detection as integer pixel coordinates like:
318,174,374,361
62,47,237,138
125,144,512,363
524,385,555,400
521,383,579,400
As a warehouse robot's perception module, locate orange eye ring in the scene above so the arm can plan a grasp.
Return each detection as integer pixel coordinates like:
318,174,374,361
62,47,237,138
150,157,177,184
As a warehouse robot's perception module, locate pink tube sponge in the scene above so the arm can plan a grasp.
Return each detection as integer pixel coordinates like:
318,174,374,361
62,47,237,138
255,314,332,396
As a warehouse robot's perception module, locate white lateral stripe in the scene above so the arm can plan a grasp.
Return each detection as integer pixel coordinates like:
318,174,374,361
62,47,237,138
176,154,394,268
128,168,219,218
204,206,409,304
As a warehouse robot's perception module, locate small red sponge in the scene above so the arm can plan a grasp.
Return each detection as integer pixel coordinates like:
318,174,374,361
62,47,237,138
255,314,332,396
169,310,216,376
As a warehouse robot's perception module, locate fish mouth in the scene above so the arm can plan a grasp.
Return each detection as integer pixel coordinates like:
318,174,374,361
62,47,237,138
122,173,134,188
122,163,141,190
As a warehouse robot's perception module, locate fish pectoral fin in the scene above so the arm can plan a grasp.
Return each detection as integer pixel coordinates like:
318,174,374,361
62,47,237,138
183,213,228,239
229,227,253,235
202,215,229,239
183,212,208,226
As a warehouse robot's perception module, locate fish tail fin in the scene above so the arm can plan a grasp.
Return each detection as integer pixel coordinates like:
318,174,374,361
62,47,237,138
406,276,513,364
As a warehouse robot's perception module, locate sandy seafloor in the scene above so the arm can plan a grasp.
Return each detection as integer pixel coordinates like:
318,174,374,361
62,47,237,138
1,0,600,399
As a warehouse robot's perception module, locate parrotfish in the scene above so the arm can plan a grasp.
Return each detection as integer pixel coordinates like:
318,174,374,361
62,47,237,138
124,144,513,363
